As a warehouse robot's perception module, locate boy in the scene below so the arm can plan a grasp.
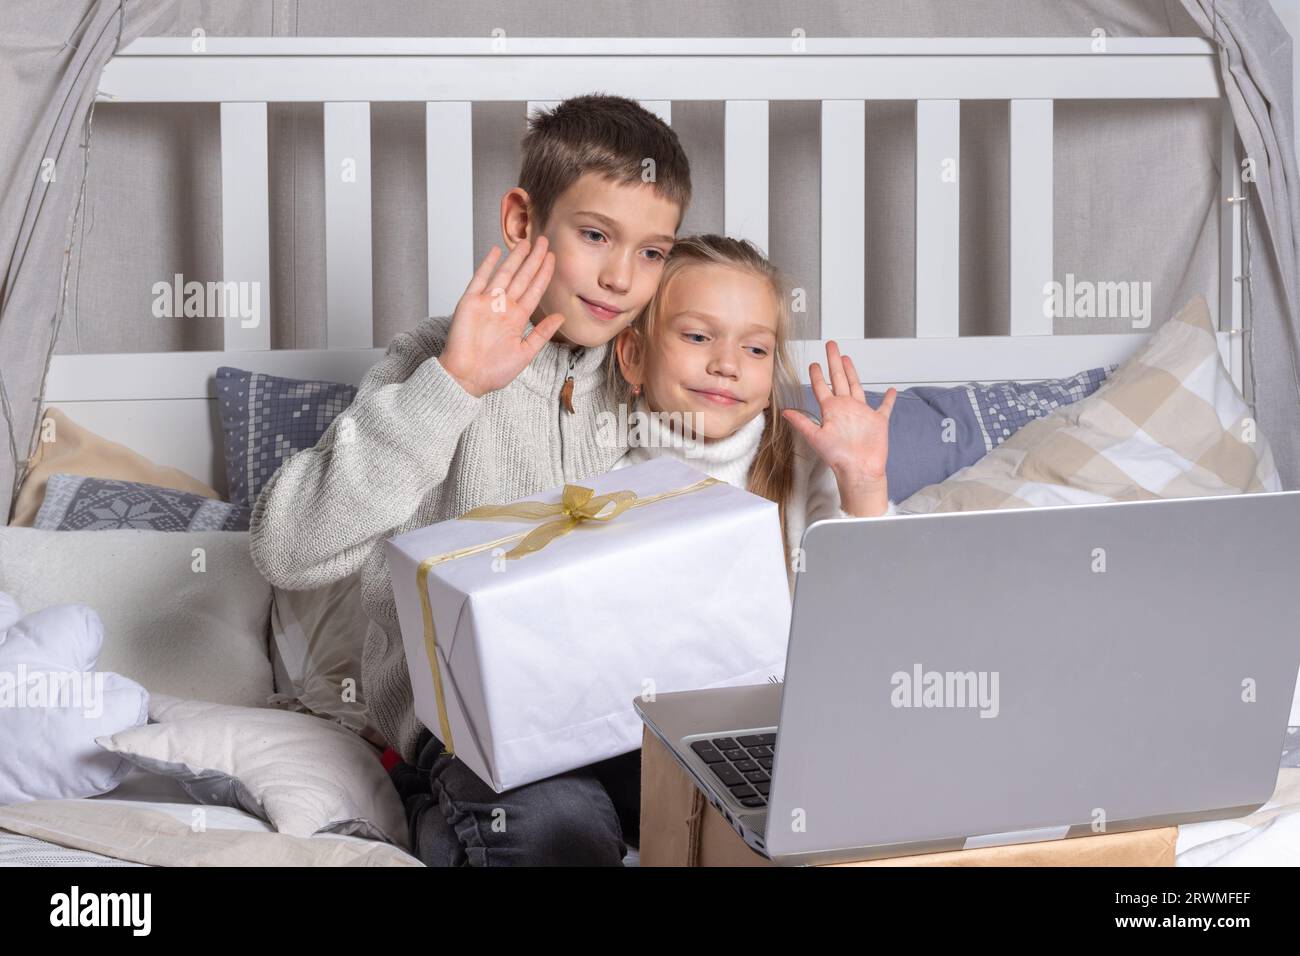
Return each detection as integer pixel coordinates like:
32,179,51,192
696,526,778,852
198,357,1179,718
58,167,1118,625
249,95,690,866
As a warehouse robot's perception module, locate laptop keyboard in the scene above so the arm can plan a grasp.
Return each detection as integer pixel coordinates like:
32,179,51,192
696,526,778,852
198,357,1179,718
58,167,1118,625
690,734,777,808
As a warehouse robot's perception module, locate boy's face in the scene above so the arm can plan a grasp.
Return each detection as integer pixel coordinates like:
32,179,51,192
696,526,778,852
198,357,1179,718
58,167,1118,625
626,264,778,441
523,172,680,349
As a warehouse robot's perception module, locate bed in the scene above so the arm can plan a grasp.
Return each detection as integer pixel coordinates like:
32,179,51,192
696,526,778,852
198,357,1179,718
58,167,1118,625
2,35,1294,867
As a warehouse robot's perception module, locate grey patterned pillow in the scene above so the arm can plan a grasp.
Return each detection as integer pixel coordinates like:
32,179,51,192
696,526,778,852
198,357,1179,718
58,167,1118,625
216,367,358,509
34,474,250,532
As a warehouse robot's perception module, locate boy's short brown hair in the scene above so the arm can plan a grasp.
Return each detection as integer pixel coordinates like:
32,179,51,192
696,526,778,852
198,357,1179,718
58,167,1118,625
519,94,692,230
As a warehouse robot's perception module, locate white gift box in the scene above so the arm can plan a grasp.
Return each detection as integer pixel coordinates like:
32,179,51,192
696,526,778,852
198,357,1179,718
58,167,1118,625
385,457,792,792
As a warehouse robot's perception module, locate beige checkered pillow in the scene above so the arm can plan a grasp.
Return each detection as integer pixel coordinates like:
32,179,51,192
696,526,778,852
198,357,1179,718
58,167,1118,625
901,295,1281,513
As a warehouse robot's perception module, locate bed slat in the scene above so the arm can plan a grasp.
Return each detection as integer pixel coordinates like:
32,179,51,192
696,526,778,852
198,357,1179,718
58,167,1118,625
219,102,271,350
426,101,474,318
820,100,866,339
724,100,769,252
1009,99,1054,335
51,332,1217,401
915,100,961,337
324,102,374,347
1219,101,1244,390
99,46,1222,103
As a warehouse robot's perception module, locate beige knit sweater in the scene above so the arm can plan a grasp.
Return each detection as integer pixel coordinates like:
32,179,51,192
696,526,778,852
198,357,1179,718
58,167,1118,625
248,316,627,763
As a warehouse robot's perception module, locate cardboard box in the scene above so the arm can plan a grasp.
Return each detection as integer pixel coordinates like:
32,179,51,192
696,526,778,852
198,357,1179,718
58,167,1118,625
386,458,791,792
639,727,1177,866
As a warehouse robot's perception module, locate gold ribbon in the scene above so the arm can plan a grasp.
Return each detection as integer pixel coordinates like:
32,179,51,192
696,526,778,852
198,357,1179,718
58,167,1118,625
415,475,722,754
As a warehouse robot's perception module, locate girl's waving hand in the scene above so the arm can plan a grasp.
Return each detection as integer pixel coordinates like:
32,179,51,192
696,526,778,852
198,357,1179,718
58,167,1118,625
782,341,896,515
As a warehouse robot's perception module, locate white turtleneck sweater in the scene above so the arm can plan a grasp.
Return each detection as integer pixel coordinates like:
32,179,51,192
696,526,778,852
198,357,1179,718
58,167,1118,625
612,398,898,571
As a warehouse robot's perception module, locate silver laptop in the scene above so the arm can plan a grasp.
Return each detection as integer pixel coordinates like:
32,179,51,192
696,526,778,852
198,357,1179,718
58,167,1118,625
635,491,1300,866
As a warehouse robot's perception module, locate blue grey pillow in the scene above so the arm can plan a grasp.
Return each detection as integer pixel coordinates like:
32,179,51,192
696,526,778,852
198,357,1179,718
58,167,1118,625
800,366,1114,502
34,474,250,532
216,367,358,509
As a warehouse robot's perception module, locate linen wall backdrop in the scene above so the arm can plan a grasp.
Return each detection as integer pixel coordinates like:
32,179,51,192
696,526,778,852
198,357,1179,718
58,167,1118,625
2,0,1298,518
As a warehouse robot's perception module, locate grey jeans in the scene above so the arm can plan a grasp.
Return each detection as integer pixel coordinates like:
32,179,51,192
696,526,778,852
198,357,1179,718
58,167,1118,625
390,727,641,866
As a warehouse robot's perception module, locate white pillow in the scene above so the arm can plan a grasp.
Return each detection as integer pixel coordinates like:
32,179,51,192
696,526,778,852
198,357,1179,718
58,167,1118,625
0,592,148,804
0,528,273,707
901,295,1280,512
96,694,408,849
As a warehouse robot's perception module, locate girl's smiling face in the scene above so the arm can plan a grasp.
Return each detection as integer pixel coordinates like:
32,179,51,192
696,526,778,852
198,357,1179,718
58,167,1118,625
620,263,779,440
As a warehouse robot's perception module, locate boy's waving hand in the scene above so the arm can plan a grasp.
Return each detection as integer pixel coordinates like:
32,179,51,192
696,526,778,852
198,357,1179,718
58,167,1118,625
439,237,566,399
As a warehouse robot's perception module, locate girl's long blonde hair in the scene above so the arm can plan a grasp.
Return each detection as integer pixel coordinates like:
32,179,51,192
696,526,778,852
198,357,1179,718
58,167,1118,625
609,234,805,557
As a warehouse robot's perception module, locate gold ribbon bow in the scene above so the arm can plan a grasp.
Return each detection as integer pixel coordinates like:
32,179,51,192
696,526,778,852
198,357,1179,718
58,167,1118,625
414,476,721,755
458,483,639,559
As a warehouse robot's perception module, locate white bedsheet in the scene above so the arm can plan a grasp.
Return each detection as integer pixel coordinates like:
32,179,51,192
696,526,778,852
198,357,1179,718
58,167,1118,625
1176,767,1300,866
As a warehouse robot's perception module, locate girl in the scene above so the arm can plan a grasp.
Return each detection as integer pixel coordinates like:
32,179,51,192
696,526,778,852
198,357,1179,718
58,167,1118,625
610,234,898,575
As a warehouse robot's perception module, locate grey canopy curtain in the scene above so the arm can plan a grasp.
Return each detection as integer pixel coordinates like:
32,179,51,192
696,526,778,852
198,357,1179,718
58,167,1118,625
0,0,175,521
1181,0,1300,489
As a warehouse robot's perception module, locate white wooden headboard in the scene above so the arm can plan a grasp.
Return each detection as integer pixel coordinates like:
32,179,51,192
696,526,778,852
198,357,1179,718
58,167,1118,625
44,36,1240,496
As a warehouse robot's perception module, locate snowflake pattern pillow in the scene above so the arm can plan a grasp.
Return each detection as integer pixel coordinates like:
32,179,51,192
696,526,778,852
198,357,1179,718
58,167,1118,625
216,367,357,510
34,474,250,532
